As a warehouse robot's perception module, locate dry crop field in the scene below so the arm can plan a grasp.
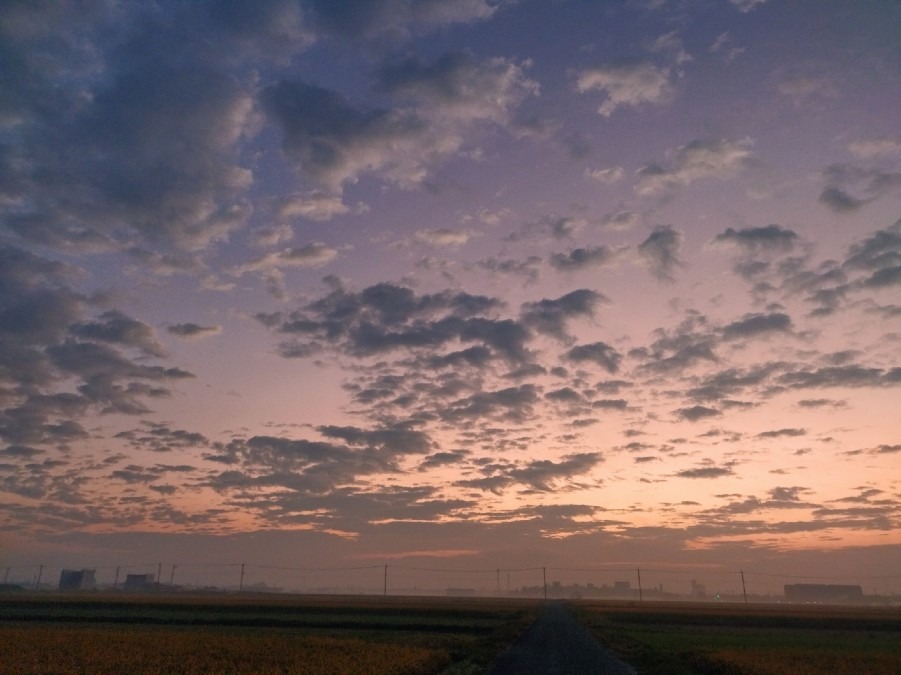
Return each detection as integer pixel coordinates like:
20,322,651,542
0,592,539,674
3,593,901,674
576,599,901,675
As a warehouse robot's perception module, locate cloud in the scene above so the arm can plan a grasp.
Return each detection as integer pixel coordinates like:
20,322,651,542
848,138,901,159
565,342,622,374
818,164,901,213
264,52,537,190
235,243,339,275
71,310,166,358
440,385,540,424
256,281,535,363
576,63,673,117
777,365,901,390
413,228,472,247
711,224,798,253
635,138,755,195
634,313,718,374
757,428,805,439
549,246,616,271
508,452,602,492
520,290,605,341
166,323,222,339
843,220,901,289
277,191,363,222
307,0,497,39
777,75,837,105
729,0,768,12
601,211,642,231
2,3,257,253
584,166,625,184
675,405,721,421
476,256,543,283
675,465,732,478
637,225,683,281
721,312,792,340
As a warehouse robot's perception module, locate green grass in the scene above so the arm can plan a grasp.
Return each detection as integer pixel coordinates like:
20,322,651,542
576,601,901,675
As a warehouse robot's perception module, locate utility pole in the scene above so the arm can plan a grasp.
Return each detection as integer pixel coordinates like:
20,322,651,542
114,566,120,590
542,567,547,600
35,565,43,590
157,562,162,586
740,570,748,604
169,565,176,587
637,568,643,601
239,563,245,592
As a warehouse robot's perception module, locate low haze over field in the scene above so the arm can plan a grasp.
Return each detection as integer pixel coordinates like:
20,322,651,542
2,0,900,586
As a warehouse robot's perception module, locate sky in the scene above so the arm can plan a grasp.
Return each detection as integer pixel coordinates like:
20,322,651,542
2,0,900,593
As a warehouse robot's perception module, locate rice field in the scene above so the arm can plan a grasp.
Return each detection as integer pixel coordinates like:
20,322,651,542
0,592,539,674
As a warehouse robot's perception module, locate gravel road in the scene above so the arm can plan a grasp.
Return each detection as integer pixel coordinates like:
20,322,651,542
486,602,637,674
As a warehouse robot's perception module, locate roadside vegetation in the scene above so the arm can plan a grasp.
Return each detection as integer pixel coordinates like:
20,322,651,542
576,600,901,675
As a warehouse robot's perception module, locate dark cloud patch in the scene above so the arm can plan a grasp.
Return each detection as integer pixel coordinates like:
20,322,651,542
258,281,532,364
2,3,256,253
676,465,733,479
264,49,536,191
637,225,683,282
712,225,798,253
757,428,806,439
843,220,901,289
440,385,539,424
549,246,615,271
545,388,584,403
565,342,622,373
72,310,166,357
520,289,605,341
687,363,782,401
722,312,792,340
819,165,901,214
635,313,718,374
458,452,602,494
797,398,845,408
419,450,469,470
476,256,543,283
509,452,602,492
777,365,900,390
819,187,865,212
676,405,721,421
591,399,628,411
167,323,222,339
115,423,210,453
317,424,432,455
0,246,195,459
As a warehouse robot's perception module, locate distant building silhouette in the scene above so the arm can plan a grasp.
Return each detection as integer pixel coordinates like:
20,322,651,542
123,573,155,591
59,569,96,591
784,584,863,603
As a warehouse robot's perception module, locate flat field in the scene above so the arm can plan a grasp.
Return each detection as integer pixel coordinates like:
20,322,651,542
3,594,900,674
0,592,539,674
576,599,901,675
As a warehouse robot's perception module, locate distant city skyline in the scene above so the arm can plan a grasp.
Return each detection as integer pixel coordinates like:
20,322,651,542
1,1,900,582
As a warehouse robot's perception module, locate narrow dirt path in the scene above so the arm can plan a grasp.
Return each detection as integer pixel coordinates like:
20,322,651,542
486,602,636,674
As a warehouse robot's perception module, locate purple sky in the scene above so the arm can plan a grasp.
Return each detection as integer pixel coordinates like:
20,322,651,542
2,0,900,593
